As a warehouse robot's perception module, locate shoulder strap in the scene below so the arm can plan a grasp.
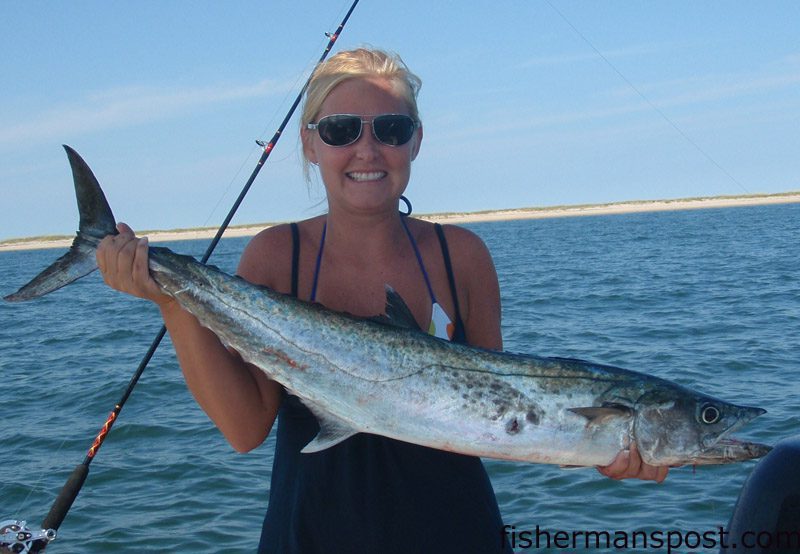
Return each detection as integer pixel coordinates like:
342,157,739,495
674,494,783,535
433,223,465,340
401,216,437,303
290,222,300,298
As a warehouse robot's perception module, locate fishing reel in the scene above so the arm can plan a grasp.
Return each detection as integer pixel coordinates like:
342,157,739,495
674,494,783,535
0,521,55,554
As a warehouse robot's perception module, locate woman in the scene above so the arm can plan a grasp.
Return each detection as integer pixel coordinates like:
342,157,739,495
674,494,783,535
97,48,667,553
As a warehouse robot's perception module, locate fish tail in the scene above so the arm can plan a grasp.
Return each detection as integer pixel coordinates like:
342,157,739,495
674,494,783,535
4,145,118,302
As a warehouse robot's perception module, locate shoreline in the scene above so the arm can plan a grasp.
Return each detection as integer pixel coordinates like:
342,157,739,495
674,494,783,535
3,192,799,252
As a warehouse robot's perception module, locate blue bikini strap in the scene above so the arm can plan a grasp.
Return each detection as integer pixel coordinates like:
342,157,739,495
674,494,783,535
311,217,437,305
400,216,437,304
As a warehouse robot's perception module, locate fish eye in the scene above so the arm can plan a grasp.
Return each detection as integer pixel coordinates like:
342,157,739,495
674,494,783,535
700,403,721,425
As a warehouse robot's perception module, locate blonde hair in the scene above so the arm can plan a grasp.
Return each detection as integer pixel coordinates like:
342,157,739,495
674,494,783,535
301,47,422,181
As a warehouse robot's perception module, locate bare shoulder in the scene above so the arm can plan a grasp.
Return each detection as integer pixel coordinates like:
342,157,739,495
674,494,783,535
435,223,502,350
237,223,296,289
435,224,495,271
237,217,325,292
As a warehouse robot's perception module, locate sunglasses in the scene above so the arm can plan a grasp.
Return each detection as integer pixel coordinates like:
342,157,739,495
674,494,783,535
307,114,419,147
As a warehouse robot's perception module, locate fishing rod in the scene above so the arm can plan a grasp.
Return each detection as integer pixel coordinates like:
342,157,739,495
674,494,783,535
0,2,360,552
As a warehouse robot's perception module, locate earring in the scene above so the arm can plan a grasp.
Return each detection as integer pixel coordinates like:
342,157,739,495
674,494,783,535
399,195,412,216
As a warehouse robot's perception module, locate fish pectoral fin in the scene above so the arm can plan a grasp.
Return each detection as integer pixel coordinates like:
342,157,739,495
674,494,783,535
300,417,359,454
569,404,632,425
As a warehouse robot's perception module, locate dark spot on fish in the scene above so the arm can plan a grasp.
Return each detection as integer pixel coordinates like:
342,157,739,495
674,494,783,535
525,410,540,425
505,418,520,435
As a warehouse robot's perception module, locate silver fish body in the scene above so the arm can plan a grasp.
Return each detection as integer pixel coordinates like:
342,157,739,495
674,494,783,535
5,146,771,467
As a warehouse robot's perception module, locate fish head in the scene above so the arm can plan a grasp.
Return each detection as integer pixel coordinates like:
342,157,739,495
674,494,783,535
633,387,769,466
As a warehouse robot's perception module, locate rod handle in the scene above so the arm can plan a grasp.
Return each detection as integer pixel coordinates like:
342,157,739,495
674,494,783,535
28,463,90,552
41,463,90,532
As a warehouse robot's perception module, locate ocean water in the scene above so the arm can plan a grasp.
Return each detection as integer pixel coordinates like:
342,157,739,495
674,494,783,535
0,203,797,553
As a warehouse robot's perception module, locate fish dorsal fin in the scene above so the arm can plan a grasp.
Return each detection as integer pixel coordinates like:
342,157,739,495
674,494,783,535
380,285,422,331
299,401,359,454
569,403,632,425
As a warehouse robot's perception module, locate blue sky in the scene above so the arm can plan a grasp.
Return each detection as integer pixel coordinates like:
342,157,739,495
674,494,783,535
1,1,798,240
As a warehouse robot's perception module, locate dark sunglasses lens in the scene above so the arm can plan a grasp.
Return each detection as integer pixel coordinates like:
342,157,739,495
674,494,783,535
318,116,362,146
373,115,415,146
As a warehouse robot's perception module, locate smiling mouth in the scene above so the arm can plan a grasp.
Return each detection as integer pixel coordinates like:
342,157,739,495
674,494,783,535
347,171,386,182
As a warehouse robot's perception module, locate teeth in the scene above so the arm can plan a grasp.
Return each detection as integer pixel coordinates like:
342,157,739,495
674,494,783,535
347,171,386,182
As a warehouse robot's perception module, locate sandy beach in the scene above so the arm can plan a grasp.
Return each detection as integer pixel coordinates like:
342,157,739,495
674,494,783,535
2,192,798,252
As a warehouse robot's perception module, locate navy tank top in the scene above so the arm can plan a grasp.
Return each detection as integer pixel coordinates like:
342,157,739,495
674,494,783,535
257,222,511,553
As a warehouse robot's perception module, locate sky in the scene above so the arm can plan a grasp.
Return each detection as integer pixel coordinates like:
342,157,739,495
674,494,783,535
1,1,798,241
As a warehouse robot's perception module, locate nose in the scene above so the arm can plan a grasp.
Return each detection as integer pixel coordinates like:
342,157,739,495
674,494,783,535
352,121,380,157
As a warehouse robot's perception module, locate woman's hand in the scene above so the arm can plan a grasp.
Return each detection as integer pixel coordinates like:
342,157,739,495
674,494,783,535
96,222,173,306
597,442,669,483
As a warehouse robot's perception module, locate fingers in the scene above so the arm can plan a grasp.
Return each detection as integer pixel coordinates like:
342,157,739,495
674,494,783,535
97,227,133,282
96,223,165,303
596,450,633,480
132,236,151,283
116,221,134,236
115,234,145,292
597,442,669,483
97,228,140,293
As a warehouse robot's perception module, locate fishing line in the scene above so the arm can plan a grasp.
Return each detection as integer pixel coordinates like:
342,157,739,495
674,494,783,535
10,2,361,552
6,436,70,522
543,0,750,195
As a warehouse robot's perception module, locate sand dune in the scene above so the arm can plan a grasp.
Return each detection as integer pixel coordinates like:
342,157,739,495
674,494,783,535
3,192,799,252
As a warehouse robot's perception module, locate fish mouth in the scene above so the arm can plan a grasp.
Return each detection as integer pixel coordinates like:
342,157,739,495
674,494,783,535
696,405,770,464
717,437,771,450
692,437,773,465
